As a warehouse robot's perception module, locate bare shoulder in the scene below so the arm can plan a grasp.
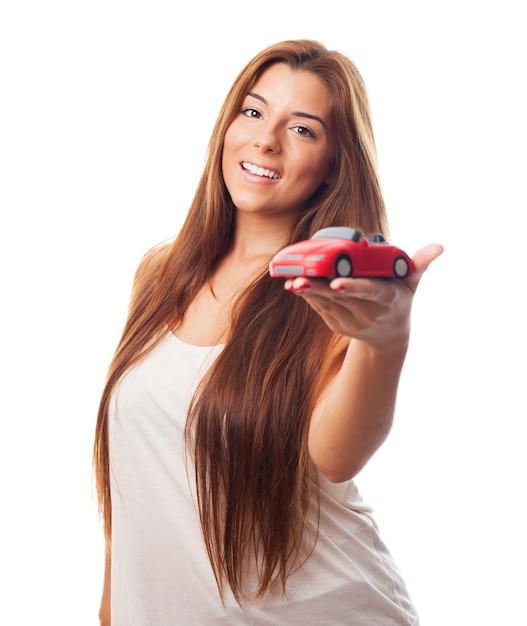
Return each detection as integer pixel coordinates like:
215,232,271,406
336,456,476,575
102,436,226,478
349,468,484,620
127,239,173,308
136,239,173,277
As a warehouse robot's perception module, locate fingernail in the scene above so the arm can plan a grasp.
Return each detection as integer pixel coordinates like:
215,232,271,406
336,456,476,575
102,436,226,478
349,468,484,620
286,282,311,292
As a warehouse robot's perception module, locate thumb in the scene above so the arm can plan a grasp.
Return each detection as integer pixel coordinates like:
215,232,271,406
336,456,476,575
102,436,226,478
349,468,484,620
408,243,444,290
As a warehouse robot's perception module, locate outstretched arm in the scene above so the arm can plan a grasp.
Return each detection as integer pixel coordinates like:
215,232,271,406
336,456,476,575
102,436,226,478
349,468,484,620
285,244,443,482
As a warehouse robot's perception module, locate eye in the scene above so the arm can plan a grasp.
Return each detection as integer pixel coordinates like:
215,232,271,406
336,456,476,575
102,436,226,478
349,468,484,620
292,125,316,139
241,107,262,119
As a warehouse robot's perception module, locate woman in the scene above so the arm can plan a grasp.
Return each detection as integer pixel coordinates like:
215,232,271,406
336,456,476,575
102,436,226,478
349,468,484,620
94,39,442,624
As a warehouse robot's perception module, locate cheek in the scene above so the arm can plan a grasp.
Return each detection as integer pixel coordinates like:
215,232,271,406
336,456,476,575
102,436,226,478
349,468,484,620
222,126,248,180
221,129,237,177
314,150,335,187
223,119,248,153
222,129,233,162
222,124,237,163
299,153,332,188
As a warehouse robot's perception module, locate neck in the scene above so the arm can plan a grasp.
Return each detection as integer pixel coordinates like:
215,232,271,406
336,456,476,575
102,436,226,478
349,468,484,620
230,211,295,262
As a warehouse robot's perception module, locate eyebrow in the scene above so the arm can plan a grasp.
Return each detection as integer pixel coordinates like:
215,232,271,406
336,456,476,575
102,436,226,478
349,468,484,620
246,91,328,129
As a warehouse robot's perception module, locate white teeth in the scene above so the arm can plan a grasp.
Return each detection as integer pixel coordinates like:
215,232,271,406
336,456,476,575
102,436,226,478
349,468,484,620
242,162,281,179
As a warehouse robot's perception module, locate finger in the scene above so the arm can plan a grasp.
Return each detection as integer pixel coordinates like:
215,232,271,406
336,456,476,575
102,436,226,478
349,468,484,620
286,275,398,309
327,276,397,304
407,243,444,291
413,243,444,274
284,277,314,292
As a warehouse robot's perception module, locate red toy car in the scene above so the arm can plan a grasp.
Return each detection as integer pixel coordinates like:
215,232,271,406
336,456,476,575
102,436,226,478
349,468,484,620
269,227,415,279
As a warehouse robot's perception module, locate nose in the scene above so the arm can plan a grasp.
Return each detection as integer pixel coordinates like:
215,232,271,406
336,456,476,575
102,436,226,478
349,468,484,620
254,121,281,153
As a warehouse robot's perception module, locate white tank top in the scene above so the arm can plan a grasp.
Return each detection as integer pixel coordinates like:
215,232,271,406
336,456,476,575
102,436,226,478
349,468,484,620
109,332,419,625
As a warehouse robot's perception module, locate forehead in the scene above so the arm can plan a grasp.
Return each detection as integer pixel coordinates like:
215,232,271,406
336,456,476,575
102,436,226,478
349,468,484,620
248,63,332,118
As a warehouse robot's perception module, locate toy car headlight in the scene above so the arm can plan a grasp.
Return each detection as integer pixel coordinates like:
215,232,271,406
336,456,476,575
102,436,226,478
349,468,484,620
306,255,325,261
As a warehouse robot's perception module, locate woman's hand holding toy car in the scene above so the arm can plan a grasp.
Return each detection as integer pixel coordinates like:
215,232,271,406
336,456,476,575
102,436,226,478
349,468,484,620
283,243,443,351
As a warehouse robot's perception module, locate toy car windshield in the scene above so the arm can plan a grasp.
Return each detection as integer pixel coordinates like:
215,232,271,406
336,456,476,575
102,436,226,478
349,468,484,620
311,227,363,243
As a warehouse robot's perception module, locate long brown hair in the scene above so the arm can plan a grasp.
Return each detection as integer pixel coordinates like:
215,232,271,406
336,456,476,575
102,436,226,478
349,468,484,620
93,39,388,603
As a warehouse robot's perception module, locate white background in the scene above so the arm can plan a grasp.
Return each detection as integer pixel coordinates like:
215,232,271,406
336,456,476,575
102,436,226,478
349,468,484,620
1,1,525,624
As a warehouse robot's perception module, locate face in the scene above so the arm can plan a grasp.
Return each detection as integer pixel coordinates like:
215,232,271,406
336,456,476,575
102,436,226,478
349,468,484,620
222,63,335,223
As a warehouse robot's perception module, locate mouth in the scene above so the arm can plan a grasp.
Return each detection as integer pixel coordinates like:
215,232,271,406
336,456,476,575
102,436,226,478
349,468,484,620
241,161,281,180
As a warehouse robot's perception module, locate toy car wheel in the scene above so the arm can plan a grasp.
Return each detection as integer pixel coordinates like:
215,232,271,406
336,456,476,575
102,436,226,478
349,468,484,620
393,256,410,278
335,255,353,277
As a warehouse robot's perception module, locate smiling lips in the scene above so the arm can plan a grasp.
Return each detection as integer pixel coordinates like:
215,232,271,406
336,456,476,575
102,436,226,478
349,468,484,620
241,161,281,180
